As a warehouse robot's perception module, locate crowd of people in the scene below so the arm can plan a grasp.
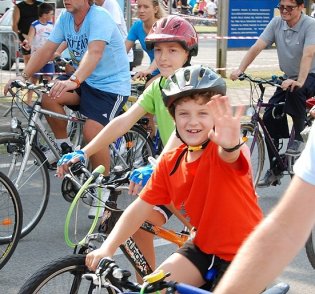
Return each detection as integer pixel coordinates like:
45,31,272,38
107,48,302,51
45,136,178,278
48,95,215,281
4,0,315,293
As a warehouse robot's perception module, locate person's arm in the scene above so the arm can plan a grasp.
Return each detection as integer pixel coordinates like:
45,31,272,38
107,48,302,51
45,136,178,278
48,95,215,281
207,95,245,165
125,39,134,53
54,41,68,58
12,5,20,36
230,38,267,80
23,40,59,77
25,25,35,51
85,197,154,271
82,103,147,157
214,175,315,294
281,45,315,91
49,40,105,98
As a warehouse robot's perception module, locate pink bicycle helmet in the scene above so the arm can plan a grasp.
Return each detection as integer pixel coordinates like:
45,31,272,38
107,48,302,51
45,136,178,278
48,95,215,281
145,15,198,56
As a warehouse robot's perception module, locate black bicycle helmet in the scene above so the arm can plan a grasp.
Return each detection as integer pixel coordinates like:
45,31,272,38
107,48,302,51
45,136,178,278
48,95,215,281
162,65,226,109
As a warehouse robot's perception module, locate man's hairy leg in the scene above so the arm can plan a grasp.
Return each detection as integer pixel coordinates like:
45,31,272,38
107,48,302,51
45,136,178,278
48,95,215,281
42,91,80,138
83,119,110,176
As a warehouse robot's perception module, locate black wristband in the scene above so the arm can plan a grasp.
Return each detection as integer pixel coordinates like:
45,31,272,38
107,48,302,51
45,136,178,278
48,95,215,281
222,140,246,153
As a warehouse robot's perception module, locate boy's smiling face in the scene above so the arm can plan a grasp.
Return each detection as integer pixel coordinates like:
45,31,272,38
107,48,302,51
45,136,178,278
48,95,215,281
154,42,189,78
174,97,213,147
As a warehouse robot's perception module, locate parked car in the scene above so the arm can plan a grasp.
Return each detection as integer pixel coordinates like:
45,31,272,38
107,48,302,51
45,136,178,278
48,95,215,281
0,0,13,15
0,7,20,70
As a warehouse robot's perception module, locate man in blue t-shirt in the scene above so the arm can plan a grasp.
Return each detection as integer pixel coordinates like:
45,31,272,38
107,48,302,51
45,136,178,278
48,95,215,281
6,0,130,218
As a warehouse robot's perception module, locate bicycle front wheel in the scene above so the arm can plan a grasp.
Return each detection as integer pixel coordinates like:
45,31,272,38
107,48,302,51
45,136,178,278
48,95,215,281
0,172,22,270
0,134,50,239
110,124,154,170
18,254,117,294
241,123,265,186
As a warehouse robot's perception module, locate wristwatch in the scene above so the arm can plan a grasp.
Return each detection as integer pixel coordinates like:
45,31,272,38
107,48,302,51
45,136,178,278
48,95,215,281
69,74,81,88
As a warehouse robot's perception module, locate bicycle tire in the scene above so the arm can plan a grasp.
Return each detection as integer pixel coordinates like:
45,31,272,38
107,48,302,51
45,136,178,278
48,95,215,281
305,231,315,269
110,124,154,171
240,123,265,186
18,254,117,294
0,172,22,270
0,134,50,239
64,167,105,248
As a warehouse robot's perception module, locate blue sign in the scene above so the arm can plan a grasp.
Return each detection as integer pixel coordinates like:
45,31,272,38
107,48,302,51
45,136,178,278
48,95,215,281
228,0,278,48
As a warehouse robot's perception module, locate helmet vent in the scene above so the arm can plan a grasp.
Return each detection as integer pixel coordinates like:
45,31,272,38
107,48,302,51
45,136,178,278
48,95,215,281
184,69,191,83
199,67,205,78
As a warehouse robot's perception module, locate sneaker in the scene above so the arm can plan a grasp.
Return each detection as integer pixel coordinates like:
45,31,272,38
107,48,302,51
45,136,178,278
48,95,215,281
257,169,282,188
88,189,110,219
285,140,304,156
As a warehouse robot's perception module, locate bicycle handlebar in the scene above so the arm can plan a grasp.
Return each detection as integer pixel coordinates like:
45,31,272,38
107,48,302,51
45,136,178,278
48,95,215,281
9,79,54,94
238,73,283,88
85,257,212,294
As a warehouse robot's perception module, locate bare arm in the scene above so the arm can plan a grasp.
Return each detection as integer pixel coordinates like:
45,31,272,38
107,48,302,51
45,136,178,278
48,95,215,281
125,39,134,53
83,103,147,157
49,40,105,98
85,198,153,271
230,38,267,80
214,176,315,294
12,5,20,36
25,25,35,50
23,40,59,76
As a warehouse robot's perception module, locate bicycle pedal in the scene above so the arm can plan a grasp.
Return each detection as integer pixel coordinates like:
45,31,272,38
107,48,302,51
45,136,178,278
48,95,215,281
271,179,281,186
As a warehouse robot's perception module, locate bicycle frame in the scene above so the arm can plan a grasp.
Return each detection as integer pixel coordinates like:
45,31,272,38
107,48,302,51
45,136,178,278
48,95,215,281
243,74,297,176
250,99,295,172
84,185,189,278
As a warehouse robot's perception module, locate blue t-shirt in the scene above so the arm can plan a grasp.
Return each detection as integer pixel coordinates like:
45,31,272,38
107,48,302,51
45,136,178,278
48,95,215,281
127,19,159,76
49,5,130,96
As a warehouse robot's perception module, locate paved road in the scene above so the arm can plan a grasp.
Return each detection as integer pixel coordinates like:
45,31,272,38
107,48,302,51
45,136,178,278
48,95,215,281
1,38,315,293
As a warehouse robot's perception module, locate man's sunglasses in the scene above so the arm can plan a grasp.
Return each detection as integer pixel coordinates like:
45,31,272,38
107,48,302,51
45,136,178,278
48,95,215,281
277,4,298,12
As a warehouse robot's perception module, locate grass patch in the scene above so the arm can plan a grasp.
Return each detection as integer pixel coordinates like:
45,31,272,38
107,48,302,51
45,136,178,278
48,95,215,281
194,25,217,34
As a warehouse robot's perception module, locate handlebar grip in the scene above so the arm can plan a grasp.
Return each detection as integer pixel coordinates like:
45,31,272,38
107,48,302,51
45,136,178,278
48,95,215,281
11,80,27,89
91,165,105,179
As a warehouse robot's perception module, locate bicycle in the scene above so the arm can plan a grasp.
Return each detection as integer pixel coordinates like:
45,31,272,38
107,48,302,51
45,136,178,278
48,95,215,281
0,171,23,270
18,164,191,293
0,80,155,239
239,73,305,187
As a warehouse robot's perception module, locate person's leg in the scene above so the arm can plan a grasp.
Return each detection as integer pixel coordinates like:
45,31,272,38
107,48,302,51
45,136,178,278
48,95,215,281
258,89,288,187
156,253,205,287
132,207,168,282
82,119,110,176
41,90,80,139
285,74,315,154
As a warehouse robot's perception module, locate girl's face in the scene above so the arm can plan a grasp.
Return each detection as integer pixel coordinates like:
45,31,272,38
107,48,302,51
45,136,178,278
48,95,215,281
137,0,158,22
154,42,189,78
174,98,213,147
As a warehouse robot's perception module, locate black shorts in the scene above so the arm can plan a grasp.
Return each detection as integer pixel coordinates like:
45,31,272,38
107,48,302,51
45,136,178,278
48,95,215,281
76,82,128,126
177,240,230,291
56,75,128,126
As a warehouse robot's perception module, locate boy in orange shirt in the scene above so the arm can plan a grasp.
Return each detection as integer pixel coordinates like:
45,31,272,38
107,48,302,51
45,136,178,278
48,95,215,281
86,65,263,291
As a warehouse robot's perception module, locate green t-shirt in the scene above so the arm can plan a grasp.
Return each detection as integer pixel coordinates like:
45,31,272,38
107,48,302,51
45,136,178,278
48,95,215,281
138,77,175,146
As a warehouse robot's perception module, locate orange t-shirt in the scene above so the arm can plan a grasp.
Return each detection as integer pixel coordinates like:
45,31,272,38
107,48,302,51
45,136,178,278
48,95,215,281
140,143,263,261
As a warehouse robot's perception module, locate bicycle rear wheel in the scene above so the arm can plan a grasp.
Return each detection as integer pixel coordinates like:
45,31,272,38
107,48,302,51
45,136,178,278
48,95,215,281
110,124,154,170
18,254,117,294
0,134,50,239
0,172,22,270
305,230,315,269
241,123,265,186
